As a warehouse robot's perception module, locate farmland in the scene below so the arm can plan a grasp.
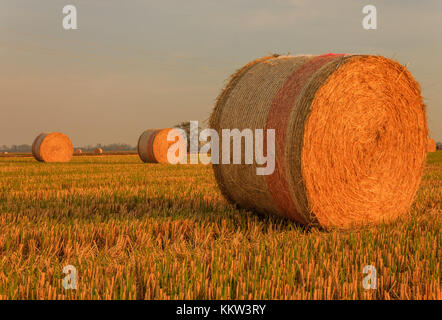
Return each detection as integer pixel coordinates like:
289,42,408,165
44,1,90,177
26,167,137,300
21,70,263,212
0,152,440,299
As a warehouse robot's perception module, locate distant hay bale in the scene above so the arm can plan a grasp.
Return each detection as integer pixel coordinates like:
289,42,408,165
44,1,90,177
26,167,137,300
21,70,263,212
94,148,103,155
210,54,428,230
137,128,186,163
32,132,73,163
2,152,8,155
427,138,436,152
75,149,83,154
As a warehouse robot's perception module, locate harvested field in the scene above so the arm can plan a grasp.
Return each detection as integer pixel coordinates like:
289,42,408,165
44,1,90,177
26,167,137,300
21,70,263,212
0,152,440,299
0,153,33,158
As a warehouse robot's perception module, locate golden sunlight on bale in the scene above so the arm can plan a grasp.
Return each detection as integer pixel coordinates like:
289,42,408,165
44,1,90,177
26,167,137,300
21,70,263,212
210,54,428,230
427,138,436,153
137,128,186,164
32,132,73,163
74,149,83,155
94,148,103,155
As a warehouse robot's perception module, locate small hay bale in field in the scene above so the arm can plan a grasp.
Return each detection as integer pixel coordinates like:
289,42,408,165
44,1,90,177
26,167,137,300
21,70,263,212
210,54,428,230
75,149,83,155
137,128,186,164
32,132,73,163
427,138,436,152
94,148,103,155
2,152,8,155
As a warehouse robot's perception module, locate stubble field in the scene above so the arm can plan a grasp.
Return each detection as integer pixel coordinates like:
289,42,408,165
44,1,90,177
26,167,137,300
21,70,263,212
0,152,440,299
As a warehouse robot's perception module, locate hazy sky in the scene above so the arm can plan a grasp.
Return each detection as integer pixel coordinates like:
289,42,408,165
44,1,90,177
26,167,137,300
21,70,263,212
1,0,441,146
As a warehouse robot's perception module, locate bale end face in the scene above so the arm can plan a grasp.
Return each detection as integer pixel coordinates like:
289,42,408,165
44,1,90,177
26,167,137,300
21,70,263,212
138,128,186,164
32,132,73,163
427,138,436,152
210,54,428,230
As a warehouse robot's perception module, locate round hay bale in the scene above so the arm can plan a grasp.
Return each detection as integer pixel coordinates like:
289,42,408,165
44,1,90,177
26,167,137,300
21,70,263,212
427,138,436,152
32,132,73,163
94,148,103,155
75,149,83,155
2,152,8,155
137,128,186,163
210,54,428,230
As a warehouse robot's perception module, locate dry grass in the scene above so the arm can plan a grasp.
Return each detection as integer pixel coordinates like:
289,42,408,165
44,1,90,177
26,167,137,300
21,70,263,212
0,152,440,299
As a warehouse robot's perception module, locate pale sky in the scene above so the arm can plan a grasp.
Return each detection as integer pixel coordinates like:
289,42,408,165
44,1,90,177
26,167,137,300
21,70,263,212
1,0,441,146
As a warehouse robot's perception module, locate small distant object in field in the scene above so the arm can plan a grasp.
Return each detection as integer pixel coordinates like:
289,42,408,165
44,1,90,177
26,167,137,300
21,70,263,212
94,148,103,155
138,128,186,164
2,152,8,155
210,53,428,230
32,132,73,163
427,138,436,152
74,149,83,155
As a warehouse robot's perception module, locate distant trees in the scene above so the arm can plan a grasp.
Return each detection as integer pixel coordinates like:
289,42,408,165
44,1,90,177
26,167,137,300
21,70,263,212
78,143,136,152
0,144,32,153
0,143,136,153
101,143,136,152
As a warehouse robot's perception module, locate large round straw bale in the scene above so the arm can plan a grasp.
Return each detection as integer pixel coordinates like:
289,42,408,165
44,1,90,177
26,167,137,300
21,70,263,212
138,128,186,163
210,54,428,230
94,148,103,155
32,132,73,163
427,138,436,152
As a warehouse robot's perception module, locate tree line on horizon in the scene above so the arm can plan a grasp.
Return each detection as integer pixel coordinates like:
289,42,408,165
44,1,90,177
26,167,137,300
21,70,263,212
0,143,136,153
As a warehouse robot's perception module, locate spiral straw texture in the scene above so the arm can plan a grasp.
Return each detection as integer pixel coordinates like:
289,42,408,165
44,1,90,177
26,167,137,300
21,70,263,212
32,132,73,163
427,138,436,152
210,54,428,230
137,128,186,164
